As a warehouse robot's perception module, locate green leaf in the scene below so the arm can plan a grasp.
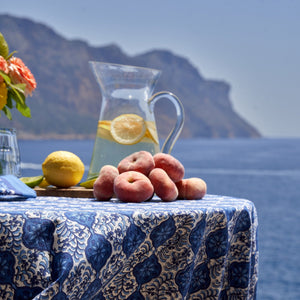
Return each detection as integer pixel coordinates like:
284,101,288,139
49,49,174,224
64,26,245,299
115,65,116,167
9,85,26,106
6,92,14,108
0,70,11,84
16,101,31,118
2,106,12,120
11,82,26,94
1,73,26,97
6,50,17,60
0,32,9,59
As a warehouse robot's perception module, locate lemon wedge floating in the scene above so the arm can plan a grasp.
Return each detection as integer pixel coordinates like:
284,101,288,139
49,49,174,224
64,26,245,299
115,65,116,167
20,175,44,188
110,114,147,145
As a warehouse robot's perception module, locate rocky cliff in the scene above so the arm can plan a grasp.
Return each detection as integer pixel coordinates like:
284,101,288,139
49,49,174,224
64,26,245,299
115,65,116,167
0,14,261,139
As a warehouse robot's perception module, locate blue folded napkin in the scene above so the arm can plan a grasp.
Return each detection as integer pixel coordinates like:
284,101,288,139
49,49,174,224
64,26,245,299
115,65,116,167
0,175,36,200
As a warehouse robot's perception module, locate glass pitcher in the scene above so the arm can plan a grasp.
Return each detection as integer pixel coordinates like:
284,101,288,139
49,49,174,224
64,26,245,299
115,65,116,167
87,62,184,180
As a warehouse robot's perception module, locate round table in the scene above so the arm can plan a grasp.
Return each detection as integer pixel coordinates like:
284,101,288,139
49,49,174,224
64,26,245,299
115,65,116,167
0,194,258,299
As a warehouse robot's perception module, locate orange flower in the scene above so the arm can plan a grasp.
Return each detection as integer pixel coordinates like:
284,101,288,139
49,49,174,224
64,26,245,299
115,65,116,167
8,57,36,96
0,56,9,83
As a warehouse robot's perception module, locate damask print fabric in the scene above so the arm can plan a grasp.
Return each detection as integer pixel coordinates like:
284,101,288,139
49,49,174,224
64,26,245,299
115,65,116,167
0,195,258,299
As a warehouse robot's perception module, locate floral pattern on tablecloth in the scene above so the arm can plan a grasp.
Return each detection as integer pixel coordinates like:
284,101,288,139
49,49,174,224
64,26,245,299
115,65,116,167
0,194,258,299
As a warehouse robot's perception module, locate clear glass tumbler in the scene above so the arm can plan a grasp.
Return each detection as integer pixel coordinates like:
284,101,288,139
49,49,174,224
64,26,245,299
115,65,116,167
0,128,21,177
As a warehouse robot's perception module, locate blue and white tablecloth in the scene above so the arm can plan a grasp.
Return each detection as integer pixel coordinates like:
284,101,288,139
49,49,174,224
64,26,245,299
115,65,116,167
0,194,258,299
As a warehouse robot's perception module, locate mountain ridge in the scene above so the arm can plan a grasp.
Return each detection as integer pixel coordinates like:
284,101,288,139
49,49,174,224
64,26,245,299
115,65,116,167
0,14,261,139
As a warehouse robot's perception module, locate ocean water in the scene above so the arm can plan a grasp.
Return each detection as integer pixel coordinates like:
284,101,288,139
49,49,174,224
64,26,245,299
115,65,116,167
18,138,300,299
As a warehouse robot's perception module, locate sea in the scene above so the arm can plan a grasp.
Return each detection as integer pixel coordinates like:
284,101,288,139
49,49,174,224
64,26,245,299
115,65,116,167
18,138,300,300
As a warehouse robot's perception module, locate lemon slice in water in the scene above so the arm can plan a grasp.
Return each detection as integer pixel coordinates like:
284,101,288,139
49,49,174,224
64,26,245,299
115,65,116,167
110,114,146,145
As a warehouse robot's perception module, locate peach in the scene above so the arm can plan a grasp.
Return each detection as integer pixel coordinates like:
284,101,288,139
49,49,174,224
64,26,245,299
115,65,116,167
93,165,119,201
149,168,178,202
114,171,154,203
118,151,155,176
176,178,207,200
153,153,185,182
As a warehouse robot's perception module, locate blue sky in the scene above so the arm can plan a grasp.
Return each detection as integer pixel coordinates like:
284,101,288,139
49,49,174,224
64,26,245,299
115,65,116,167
2,0,300,137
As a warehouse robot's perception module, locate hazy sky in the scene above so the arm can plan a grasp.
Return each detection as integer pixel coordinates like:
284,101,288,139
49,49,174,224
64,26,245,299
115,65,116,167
2,0,300,137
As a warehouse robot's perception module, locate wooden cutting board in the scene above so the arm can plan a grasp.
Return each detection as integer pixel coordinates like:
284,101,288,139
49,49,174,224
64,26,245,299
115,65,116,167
34,187,94,198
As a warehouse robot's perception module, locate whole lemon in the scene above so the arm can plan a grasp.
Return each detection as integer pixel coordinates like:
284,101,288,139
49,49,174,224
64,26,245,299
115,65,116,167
42,151,85,188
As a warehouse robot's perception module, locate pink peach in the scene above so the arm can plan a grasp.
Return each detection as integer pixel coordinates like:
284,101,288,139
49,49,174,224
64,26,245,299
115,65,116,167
153,153,185,182
114,171,154,203
149,168,178,202
176,178,207,200
93,165,119,201
118,151,155,176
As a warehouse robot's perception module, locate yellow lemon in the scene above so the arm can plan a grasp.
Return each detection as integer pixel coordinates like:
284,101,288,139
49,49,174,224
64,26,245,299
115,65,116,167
42,151,85,188
110,114,146,145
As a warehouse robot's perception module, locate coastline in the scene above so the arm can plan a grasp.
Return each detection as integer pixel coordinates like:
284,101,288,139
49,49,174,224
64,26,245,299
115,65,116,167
17,132,96,141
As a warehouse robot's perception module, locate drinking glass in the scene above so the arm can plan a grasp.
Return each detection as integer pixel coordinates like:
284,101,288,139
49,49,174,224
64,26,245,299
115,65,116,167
0,128,21,177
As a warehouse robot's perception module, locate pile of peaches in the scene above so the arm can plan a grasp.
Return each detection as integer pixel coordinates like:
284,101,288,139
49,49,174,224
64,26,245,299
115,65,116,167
93,151,207,203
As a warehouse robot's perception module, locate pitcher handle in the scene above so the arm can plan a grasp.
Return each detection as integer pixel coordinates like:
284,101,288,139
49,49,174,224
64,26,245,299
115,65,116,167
148,91,184,154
